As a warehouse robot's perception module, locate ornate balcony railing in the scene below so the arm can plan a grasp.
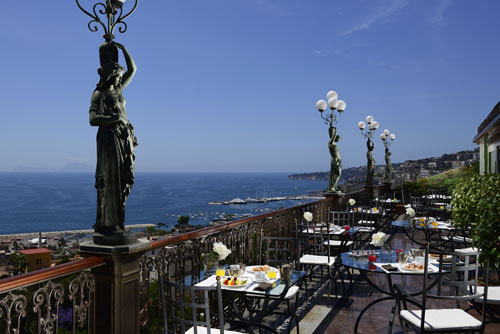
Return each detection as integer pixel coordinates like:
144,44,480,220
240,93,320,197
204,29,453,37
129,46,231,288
138,196,340,333
0,257,104,334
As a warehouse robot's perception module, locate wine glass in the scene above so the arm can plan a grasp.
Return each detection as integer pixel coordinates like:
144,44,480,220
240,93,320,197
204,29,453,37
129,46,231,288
229,264,241,277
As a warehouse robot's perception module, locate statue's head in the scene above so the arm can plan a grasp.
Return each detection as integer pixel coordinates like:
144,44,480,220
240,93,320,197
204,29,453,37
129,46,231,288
98,61,124,87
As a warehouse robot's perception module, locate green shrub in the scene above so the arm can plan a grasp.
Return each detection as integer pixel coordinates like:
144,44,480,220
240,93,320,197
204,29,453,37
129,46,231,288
452,174,500,268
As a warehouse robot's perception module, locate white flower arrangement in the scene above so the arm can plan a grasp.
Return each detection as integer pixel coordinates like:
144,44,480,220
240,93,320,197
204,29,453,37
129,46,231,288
405,207,415,217
370,231,389,247
212,242,231,260
348,198,356,206
303,211,313,222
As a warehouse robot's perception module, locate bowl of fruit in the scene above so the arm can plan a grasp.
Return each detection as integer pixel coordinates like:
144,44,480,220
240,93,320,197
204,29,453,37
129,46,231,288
222,277,250,288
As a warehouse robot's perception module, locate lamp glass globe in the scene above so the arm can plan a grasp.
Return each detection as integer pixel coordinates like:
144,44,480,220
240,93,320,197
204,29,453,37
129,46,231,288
328,98,338,109
337,100,346,111
326,90,338,100
358,121,366,130
390,133,396,140
384,129,390,135
372,121,379,129
366,115,374,123
316,99,327,112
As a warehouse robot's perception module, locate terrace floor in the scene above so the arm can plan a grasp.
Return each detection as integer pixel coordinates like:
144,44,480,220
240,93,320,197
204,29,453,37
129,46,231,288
288,229,500,334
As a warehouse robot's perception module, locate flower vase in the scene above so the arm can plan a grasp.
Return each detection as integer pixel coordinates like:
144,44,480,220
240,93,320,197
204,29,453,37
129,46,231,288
204,256,219,275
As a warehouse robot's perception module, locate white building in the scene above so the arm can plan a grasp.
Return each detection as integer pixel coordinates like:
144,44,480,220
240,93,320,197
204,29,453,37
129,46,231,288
473,102,500,175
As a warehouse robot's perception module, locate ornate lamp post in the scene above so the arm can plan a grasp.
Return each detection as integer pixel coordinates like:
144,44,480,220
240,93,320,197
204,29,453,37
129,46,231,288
358,116,379,185
76,2,148,334
76,0,140,246
76,0,138,42
380,129,396,184
316,91,347,195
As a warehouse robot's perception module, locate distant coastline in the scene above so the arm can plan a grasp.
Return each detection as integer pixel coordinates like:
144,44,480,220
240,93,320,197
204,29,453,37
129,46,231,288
0,224,155,242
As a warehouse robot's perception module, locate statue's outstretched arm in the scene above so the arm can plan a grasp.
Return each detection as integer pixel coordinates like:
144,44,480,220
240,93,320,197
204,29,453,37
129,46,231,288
114,42,137,89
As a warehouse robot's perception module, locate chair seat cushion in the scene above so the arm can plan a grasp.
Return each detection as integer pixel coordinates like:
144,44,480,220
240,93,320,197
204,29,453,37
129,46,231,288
324,240,353,247
357,226,375,232
440,235,472,243
474,286,500,305
400,309,482,330
357,220,376,225
186,326,245,334
299,254,336,266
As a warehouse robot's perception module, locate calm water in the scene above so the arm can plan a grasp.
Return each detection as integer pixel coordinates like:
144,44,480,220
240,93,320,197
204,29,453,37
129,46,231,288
0,172,326,234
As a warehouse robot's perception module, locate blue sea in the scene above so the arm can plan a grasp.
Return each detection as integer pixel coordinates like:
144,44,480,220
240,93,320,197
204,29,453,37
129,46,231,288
0,172,326,235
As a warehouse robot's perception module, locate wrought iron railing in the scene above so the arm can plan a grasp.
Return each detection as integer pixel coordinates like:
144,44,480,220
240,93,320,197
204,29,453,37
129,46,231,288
0,257,104,334
138,197,339,333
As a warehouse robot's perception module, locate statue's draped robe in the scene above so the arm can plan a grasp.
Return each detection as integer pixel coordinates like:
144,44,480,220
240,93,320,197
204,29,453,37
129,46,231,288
90,84,138,231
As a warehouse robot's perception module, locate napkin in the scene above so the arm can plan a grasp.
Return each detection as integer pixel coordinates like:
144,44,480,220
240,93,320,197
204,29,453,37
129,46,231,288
253,282,273,291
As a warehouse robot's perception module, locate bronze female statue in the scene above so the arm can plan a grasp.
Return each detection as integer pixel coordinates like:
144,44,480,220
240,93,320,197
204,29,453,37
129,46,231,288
366,137,375,184
327,126,342,194
384,145,392,183
89,41,138,245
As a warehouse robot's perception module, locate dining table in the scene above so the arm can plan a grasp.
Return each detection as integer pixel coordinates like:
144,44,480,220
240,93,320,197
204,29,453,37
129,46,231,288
341,250,446,333
391,219,467,249
181,265,307,334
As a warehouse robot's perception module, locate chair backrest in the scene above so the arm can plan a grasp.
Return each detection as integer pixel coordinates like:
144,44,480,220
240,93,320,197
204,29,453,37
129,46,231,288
296,221,330,259
420,246,488,332
259,236,300,268
353,209,379,228
330,211,353,227
160,276,225,334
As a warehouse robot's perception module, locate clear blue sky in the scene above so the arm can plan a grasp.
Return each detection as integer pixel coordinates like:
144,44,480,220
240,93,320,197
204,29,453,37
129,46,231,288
1,0,499,173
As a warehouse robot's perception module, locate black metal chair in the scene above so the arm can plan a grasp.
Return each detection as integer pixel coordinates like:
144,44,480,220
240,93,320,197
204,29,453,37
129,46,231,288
394,246,489,334
296,220,341,305
258,236,301,333
160,276,244,334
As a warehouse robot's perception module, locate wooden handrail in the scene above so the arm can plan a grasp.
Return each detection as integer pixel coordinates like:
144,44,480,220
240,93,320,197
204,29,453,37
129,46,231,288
150,197,334,250
0,256,105,293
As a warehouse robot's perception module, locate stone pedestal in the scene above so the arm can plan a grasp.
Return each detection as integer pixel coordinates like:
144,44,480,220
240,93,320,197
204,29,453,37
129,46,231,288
363,183,375,200
80,240,151,334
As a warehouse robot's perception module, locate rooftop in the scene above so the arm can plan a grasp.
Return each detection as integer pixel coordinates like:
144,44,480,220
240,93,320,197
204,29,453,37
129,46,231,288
18,248,53,255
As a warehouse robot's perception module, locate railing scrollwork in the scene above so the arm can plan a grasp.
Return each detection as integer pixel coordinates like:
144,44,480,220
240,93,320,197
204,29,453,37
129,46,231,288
0,292,27,334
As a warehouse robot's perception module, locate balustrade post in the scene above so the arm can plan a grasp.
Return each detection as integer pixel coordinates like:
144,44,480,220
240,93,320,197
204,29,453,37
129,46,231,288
80,241,151,334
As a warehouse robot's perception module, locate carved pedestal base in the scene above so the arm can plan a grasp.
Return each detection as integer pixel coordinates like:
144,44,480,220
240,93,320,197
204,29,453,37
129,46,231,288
93,230,138,246
80,240,151,334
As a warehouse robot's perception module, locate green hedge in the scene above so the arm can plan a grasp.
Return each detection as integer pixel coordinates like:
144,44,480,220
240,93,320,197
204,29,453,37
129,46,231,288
452,174,500,267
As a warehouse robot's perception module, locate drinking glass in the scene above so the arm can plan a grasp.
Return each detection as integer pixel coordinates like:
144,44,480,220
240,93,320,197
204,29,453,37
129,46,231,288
368,254,377,262
229,264,241,277
215,266,226,277
398,252,408,264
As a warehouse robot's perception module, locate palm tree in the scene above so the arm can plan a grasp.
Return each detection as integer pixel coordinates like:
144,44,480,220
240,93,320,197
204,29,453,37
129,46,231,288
10,252,28,275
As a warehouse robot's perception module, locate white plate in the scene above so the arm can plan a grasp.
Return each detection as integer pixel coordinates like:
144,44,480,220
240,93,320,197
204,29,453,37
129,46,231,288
399,264,425,272
221,277,251,289
245,265,275,274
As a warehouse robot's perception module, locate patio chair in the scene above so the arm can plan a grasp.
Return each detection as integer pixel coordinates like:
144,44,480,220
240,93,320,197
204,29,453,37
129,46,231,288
160,275,244,334
353,208,379,235
329,211,355,248
258,236,301,333
296,220,341,305
394,246,488,334
410,195,428,217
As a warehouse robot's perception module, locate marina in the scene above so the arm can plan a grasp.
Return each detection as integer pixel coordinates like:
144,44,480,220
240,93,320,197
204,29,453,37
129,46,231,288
208,195,324,205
